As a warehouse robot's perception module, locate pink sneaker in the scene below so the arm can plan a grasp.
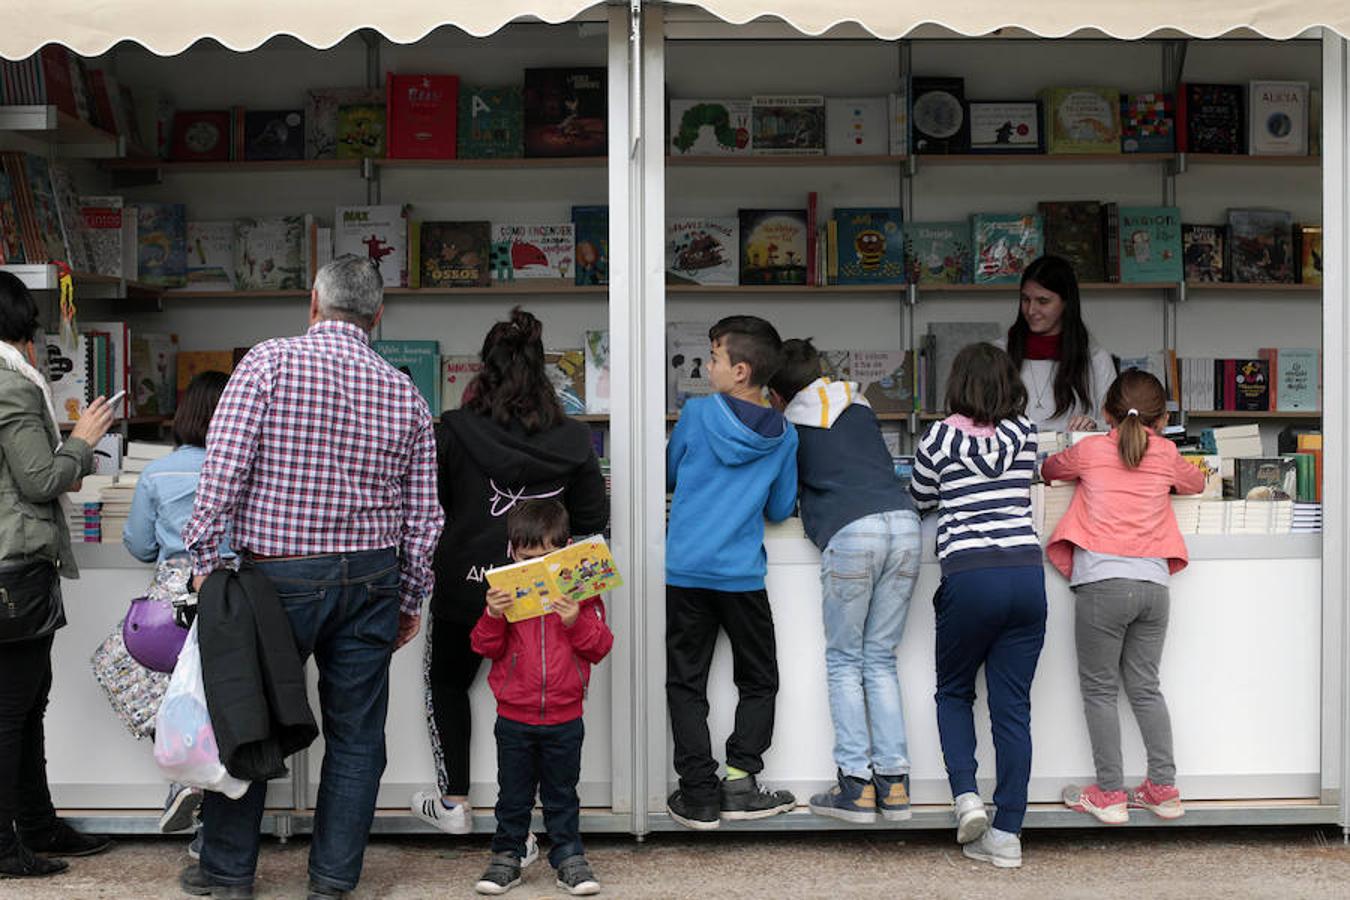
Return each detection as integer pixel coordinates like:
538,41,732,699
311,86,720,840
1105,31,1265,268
1128,779,1184,820
1062,783,1129,824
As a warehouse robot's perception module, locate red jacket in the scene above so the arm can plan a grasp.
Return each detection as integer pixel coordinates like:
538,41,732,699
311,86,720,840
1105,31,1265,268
469,598,613,726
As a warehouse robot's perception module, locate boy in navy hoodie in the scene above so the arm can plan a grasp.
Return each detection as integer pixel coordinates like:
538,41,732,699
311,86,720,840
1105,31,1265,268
665,316,799,830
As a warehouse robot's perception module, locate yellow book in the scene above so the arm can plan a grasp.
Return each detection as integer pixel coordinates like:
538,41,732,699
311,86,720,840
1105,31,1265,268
485,536,623,623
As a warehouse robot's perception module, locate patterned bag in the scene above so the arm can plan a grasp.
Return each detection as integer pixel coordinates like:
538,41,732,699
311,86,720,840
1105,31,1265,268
91,623,169,740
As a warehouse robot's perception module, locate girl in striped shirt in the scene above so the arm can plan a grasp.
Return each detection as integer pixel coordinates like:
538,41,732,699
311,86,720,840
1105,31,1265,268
909,342,1047,870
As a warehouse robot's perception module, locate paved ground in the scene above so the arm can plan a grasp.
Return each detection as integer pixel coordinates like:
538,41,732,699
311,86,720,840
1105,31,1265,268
7,826,1349,899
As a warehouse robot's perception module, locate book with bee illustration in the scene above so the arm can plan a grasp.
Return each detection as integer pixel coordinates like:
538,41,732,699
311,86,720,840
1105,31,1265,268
486,536,623,622
827,207,905,285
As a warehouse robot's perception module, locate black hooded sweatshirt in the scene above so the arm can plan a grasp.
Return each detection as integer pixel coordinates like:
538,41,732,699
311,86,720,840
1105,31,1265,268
431,408,609,624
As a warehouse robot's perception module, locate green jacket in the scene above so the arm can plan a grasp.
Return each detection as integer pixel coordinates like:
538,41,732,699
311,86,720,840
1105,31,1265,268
0,366,94,577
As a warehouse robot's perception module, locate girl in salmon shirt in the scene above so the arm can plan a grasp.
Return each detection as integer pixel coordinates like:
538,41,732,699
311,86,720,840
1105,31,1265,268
1040,370,1206,825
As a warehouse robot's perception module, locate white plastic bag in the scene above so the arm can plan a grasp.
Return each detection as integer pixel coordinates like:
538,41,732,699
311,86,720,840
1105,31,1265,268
153,621,250,799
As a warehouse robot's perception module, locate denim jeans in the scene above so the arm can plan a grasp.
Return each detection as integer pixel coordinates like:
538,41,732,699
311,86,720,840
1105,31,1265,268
819,510,922,781
491,716,585,868
199,550,400,893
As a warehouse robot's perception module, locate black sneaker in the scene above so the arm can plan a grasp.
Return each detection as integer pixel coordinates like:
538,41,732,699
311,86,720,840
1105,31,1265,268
667,789,720,830
21,819,112,858
0,840,67,878
474,853,522,895
719,775,796,821
179,864,255,898
554,854,600,896
874,772,913,821
307,880,348,899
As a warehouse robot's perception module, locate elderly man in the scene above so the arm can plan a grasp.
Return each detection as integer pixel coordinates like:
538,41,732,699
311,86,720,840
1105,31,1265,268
179,256,444,900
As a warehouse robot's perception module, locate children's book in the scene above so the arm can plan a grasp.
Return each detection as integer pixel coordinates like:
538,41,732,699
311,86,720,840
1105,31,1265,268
491,223,576,281
739,209,808,285
1039,201,1105,283
1182,224,1225,282
80,195,133,277
136,203,188,288
374,340,441,412
440,354,483,412
79,320,130,417
904,221,971,285
43,334,92,426
335,204,408,288
1275,348,1319,412
1039,87,1121,154
1118,206,1182,283
669,99,751,156
458,85,523,159
1180,454,1223,499
828,207,904,285
1179,83,1244,154
243,110,304,161
585,329,610,415
486,535,623,622
129,332,178,416
22,154,71,265
0,170,24,263
927,321,1003,413
305,87,382,159
666,217,738,285
176,351,234,407
825,97,888,156
971,213,1042,284
1120,92,1175,152
1235,457,1297,501
572,205,608,286
545,349,587,416
910,78,968,154
47,161,92,273
386,74,459,159
666,321,713,413
524,67,606,158
233,216,308,292
418,221,490,288
1226,208,1294,283
887,87,909,157
335,103,386,159
841,349,916,414
1296,224,1322,284
1232,358,1271,411
1248,80,1309,156
751,96,826,156
170,111,231,161
185,221,235,290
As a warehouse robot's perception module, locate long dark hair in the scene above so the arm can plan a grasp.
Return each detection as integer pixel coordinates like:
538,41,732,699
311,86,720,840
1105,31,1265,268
1006,255,1092,419
463,307,563,433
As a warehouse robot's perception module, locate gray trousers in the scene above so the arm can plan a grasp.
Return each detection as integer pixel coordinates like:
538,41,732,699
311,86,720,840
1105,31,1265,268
1073,578,1175,791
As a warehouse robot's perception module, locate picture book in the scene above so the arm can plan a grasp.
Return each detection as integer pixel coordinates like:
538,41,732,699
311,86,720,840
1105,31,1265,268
1039,201,1105,283
751,95,826,156
826,349,915,414
233,216,308,291
79,195,130,277
386,74,459,159
971,213,1043,284
0,170,23,263
1226,208,1294,283
1296,224,1322,284
1121,92,1174,153
904,221,971,284
458,85,523,158
170,111,231,161
927,321,1003,413
176,351,234,407
585,329,610,415
739,209,808,285
669,99,751,156
968,101,1041,153
335,205,408,288
666,321,713,413
491,223,576,281
1275,348,1319,411
1182,224,1225,282
129,332,178,417
1235,457,1297,501
243,110,304,161
185,221,235,290
0,153,42,263
825,97,888,156
486,535,622,622
910,78,968,154
887,86,909,157
828,207,904,285
21,154,70,264
440,355,483,412
1249,80,1309,156
543,349,586,416
1040,87,1121,154
335,103,386,159
79,320,130,417
47,161,92,273
136,203,188,288
418,221,490,288
1233,358,1271,411
572,205,608,286
1118,206,1182,283
43,334,92,426
1180,454,1223,499
304,87,382,159
666,217,738,285
374,340,441,412
1179,83,1244,154
524,67,606,158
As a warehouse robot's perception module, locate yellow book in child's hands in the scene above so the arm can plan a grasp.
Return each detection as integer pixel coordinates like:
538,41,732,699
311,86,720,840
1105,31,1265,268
485,558,557,623
484,536,623,623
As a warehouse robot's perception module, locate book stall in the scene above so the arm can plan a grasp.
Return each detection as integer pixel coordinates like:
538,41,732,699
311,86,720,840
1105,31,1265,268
1,0,1347,837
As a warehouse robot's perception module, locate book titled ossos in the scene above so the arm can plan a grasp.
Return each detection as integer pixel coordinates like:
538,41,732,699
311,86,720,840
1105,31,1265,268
386,74,459,159
418,221,490,288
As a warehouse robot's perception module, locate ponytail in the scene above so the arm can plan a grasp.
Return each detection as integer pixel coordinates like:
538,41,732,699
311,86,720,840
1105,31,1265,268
1116,408,1150,468
1103,369,1168,469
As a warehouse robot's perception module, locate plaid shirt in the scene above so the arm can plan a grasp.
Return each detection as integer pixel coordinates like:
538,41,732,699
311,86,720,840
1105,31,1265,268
184,320,444,616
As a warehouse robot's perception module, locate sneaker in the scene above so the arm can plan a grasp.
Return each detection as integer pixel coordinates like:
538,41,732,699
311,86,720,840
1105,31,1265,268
410,790,473,835
874,772,912,822
0,840,68,878
962,827,1023,869
188,831,202,861
555,854,601,896
161,783,203,833
179,864,255,898
953,792,989,844
474,854,522,895
1128,779,1185,820
306,883,347,899
667,789,720,830
1062,783,1129,824
809,771,878,824
522,832,539,868
20,820,113,858
720,775,795,821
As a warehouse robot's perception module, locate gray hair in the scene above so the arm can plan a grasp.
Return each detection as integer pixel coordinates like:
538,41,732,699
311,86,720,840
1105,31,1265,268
314,255,384,327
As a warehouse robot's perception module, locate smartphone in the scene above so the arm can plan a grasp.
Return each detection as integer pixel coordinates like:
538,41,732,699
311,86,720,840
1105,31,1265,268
106,390,126,414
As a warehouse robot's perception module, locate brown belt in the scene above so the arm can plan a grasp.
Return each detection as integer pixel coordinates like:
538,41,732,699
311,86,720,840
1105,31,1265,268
250,553,328,562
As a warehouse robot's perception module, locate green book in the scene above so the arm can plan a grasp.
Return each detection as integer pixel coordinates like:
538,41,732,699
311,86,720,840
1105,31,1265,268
373,340,441,412
458,86,523,159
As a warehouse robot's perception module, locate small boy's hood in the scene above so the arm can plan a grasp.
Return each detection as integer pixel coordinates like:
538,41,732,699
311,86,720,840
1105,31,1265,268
944,415,1035,478
784,378,870,429
701,394,791,466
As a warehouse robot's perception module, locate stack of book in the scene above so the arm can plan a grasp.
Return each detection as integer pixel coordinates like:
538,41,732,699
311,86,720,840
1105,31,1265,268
1231,500,1294,535
1170,497,1299,535
67,476,113,543
1292,502,1323,533
1031,482,1076,537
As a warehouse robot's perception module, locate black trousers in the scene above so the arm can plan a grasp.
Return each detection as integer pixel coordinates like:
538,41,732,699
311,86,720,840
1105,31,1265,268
0,634,57,845
491,716,584,868
426,617,484,796
665,585,779,800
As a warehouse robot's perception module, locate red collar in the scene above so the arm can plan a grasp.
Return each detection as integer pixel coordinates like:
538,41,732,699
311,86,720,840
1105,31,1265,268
1024,332,1062,361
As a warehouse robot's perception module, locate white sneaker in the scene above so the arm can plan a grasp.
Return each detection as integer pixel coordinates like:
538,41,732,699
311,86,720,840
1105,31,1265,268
962,827,1023,868
522,832,539,868
410,790,472,835
953,791,989,844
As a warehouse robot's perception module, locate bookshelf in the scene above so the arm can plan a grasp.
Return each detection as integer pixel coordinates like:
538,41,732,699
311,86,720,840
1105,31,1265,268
102,157,608,176
665,152,1322,171
669,154,906,168
0,104,130,158
1185,410,1322,420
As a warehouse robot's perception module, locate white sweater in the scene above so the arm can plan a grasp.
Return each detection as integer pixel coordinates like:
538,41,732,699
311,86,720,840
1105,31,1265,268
1014,345,1117,434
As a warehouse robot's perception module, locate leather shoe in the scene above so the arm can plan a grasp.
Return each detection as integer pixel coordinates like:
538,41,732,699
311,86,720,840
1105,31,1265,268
20,819,112,857
0,840,67,878
307,880,348,899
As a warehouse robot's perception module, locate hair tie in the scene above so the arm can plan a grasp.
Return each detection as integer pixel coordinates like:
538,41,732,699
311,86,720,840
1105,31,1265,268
1127,408,1140,417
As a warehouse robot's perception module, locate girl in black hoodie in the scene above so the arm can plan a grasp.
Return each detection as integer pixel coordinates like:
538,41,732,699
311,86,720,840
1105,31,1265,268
411,308,608,837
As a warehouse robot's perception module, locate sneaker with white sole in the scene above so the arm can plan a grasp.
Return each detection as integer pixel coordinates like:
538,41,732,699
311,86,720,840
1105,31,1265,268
962,827,1022,869
473,854,521,895
1127,779,1184,820
521,832,539,868
1062,783,1129,824
555,854,601,896
160,783,203,834
410,790,472,835
953,792,989,844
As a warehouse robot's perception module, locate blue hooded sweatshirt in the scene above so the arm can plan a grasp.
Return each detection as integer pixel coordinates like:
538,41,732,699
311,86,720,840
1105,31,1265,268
666,394,798,591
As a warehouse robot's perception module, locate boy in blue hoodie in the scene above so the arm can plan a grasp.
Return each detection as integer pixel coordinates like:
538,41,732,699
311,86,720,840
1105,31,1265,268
768,339,921,825
665,316,799,830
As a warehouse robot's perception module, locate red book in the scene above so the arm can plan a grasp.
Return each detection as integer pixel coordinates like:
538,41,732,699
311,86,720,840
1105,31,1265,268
1223,358,1237,411
87,71,118,135
38,47,79,118
1174,82,1188,153
170,111,232,162
385,74,459,159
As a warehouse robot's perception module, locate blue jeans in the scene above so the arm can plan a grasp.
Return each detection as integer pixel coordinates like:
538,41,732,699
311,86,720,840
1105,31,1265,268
819,510,921,781
491,716,585,868
199,550,400,893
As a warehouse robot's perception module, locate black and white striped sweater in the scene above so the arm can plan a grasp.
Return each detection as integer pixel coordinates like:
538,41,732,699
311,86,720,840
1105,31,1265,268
908,415,1042,576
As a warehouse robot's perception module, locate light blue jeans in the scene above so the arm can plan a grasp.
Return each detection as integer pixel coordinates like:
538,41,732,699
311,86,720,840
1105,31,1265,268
819,509,922,781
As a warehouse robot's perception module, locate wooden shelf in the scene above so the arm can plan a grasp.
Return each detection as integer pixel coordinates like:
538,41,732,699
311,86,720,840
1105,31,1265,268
668,283,902,294
668,154,906,168
386,284,607,296
1185,281,1319,293
74,272,164,298
917,281,1176,293
0,105,129,157
1184,410,1322,419
1183,152,1321,167
163,289,310,299
378,156,606,170
921,153,1174,165
104,158,360,174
